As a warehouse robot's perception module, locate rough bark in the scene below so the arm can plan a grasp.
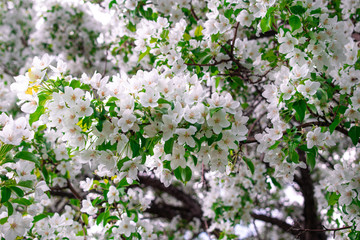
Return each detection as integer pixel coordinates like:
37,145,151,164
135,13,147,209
294,150,327,240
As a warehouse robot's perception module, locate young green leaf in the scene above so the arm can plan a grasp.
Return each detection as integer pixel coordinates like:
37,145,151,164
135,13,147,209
164,137,175,154
292,100,307,122
243,157,254,174
289,15,301,32
1,187,11,203
290,5,307,15
14,151,40,167
348,126,360,146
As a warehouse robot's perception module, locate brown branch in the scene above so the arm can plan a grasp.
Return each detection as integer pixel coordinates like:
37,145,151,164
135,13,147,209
295,150,326,240
67,179,83,200
185,58,231,67
231,22,240,54
251,212,300,235
137,175,203,220
50,189,76,199
249,30,277,40
190,2,199,21
251,212,351,238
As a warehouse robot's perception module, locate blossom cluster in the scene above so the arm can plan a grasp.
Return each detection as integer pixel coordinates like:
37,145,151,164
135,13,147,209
0,0,360,239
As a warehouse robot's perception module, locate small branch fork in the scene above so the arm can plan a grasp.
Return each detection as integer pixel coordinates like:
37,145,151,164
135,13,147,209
251,213,351,238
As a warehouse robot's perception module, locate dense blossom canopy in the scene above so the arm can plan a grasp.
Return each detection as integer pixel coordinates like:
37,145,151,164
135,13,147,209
0,0,360,239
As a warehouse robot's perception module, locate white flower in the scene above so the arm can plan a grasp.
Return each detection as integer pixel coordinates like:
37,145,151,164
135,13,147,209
207,92,226,108
350,89,360,109
49,213,73,227
117,109,136,132
107,185,120,204
161,115,178,141
172,58,187,73
113,215,136,237
74,99,93,117
262,84,278,103
183,105,201,124
160,169,172,187
19,93,39,114
236,10,254,27
0,121,22,145
54,144,69,161
280,83,295,100
297,80,320,97
49,59,67,74
1,212,31,240
338,187,355,206
306,127,325,149
207,109,230,134
32,54,51,69
79,177,93,191
176,126,197,147
185,83,205,105
81,198,97,215
278,30,298,54
170,144,187,169
138,89,160,108
223,93,240,114
215,15,231,34
217,130,237,150
63,86,84,108
290,64,309,79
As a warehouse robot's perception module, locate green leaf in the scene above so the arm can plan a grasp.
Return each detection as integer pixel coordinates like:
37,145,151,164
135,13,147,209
160,30,169,40
9,186,24,198
0,217,8,224
260,7,276,33
290,5,307,15
0,144,13,164
243,157,255,174
138,46,151,62
0,144,13,157
29,105,45,126
289,148,299,163
164,138,175,154
42,165,49,183
306,150,316,170
109,0,117,8
348,126,360,145
183,33,191,41
33,213,51,223
289,15,301,32
270,176,282,189
70,80,81,89
103,210,110,227
157,98,172,106
14,151,40,167
292,100,307,122
260,14,272,33
4,202,13,216
269,140,281,150
329,116,341,134
183,166,192,182
310,8,321,15
11,198,32,206
96,212,105,225
1,187,11,203
191,155,198,166
209,107,222,117
130,138,140,157
17,180,33,189
174,167,183,180
328,192,340,206
82,214,89,225
194,25,203,37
